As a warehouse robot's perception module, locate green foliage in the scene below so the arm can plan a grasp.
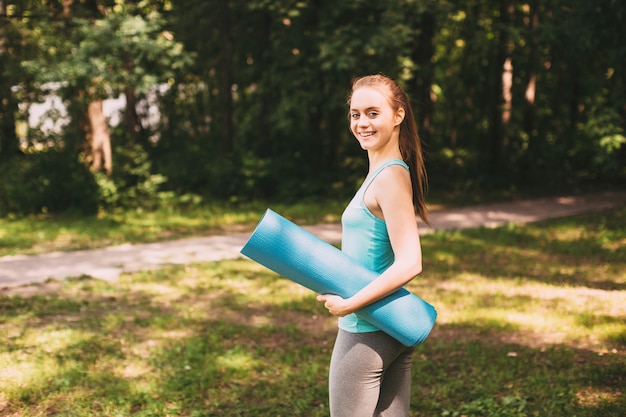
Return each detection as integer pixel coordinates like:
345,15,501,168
1,1,194,215
0,149,99,216
101,142,167,209
21,3,190,99
1,0,625,214
586,107,626,178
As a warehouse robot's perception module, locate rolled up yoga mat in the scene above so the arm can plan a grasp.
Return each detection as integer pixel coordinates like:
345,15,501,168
240,209,437,347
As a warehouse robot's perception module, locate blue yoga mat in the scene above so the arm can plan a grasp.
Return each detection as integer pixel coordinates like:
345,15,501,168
240,209,437,347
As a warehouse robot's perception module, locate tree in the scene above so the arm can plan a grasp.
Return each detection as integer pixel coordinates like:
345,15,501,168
2,0,624,215
0,0,23,159
21,1,189,176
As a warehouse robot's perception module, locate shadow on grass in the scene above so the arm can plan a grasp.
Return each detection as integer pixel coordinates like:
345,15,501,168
421,207,626,291
417,323,625,417
2,201,626,416
1,268,624,417
0,271,334,416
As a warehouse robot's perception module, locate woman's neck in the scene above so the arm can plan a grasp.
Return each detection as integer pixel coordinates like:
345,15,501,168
367,149,403,175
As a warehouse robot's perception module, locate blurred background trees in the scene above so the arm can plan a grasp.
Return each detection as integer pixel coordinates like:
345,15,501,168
1,0,624,215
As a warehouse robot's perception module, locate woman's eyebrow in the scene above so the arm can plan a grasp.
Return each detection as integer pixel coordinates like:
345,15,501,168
350,106,382,112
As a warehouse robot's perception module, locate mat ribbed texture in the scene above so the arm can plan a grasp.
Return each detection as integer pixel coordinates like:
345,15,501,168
240,209,437,347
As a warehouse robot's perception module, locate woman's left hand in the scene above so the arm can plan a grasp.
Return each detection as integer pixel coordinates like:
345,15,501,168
316,294,353,317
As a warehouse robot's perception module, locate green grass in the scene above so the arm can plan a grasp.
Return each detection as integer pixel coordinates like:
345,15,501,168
0,185,616,257
0,199,347,257
0,186,618,258
0,208,624,416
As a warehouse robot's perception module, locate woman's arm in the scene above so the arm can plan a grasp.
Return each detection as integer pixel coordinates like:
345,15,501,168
317,165,422,316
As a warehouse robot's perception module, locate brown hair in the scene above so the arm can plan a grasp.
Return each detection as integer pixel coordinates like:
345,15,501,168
349,74,429,225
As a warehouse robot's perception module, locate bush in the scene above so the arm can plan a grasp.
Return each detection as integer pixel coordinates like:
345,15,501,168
97,142,167,210
0,149,100,216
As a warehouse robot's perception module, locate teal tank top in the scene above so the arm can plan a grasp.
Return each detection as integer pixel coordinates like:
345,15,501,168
338,159,409,333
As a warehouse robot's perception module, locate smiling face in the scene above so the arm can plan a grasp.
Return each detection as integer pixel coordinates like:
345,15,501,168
349,87,405,153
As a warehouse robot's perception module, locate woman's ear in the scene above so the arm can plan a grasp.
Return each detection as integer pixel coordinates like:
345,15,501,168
395,108,406,126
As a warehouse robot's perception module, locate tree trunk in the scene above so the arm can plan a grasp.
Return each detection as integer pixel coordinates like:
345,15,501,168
501,57,513,128
257,8,273,158
123,55,141,143
489,0,515,173
217,0,234,157
88,99,112,176
0,0,19,159
124,85,141,141
410,10,436,145
0,86,18,159
523,1,538,148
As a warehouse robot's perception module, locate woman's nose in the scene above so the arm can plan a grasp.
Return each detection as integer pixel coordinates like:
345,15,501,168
357,116,369,127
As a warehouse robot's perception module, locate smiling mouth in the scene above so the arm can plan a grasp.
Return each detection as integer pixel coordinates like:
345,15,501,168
359,132,375,138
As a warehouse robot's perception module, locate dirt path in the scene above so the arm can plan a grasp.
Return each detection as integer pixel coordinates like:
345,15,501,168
1,190,624,292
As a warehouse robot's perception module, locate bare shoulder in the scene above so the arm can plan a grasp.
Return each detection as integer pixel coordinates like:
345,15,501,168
374,164,411,191
368,163,412,210
364,164,411,218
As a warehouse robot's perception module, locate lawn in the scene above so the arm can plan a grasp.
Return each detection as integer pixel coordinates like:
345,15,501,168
0,207,624,416
0,199,346,257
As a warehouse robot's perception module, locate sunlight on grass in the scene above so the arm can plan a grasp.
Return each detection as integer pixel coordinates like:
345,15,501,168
419,269,625,350
23,328,82,353
0,207,624,416
215,348,261,372
0,200,347,257
576,386,623,408
129,281,188,303
0,354,59,390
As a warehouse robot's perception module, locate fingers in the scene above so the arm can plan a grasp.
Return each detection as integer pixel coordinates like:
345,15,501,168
317,294,336,315
317,294,347,317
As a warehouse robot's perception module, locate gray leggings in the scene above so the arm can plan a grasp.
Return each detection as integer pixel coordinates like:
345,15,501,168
329,329,415,417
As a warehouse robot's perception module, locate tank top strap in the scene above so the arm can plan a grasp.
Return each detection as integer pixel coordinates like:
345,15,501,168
361,159,409,190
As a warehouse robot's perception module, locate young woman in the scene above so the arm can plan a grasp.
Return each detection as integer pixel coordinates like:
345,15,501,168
317,74,429,417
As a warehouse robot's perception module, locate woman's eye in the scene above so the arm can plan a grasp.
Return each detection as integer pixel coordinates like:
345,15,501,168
350,113,359,119
368,112,379,118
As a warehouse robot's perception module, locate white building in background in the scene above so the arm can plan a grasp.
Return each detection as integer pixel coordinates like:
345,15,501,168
16,82,163,146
